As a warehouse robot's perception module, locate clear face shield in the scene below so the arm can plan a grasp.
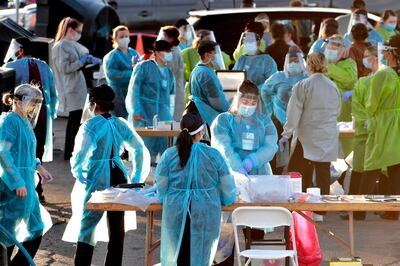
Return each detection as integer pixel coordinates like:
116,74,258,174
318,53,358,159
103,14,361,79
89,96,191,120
15,94,43,128
236,32,259,56
347,13,368,34
284,51,307,77
230,92,260,117
318,21,332,39
80,94,92,124
179,24,197,45
208,31,225,70
4,39,22,63
322,38,344,63
378,42,396,69
156,28,166,42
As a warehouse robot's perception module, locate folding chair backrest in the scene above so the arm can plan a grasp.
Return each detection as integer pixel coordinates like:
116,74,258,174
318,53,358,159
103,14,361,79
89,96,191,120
232,207,294,229
232,207,298,266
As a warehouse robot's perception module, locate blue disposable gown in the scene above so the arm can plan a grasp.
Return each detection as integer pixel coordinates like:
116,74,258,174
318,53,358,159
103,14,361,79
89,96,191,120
126,60,175,161
308,38,351,55
156,143,236,265
62,115,150,245
5,58,58,162
0,112,52,246
344,29,383,47
211,112,278,174
190,63,230,125
261,71,307,125
103,47,139,118
233,54,278,88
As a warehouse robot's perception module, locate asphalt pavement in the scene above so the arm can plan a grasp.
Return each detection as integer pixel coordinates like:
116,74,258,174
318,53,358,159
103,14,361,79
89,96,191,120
31,118,400,266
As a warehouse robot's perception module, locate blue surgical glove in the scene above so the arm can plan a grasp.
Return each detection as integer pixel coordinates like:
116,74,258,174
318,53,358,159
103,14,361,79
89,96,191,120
90,56,102,65
132,55,140,66
237,167,248,176
80,53,90,65
278,137,289,153
342,90,353,102
243,158,253,173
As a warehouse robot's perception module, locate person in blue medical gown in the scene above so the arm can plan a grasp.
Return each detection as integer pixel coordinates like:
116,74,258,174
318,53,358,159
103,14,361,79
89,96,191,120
4,37,58,201
156,112,236,266
125,40,175,162
103,25,140,118
211,80,278,176
261,46,308,174
63,84,150,266
0,84,53,266
233,22,278,88
189,40,230,126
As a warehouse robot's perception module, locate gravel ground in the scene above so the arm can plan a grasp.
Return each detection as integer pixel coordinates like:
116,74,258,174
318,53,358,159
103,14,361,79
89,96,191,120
26,118,400,265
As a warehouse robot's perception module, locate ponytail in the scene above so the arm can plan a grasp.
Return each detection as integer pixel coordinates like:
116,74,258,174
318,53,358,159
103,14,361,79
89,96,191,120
176,113,204,167
55,17,82,42
176,129,193,167
2,93,13,106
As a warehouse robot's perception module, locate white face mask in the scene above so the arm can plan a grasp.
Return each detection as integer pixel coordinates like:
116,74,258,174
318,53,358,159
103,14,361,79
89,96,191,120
286,62,303,75
324,48,339,62
244,42,258,55
163,52,173,62
72,33,81,42
238,104,257,117
117,37,130,49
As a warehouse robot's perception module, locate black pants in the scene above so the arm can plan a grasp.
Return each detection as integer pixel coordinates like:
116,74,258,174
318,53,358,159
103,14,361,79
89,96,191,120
361,164,400,195
75,162,126,266
349,171,363,195
34,104,47,197
288,141,330,195
64,110,83,160
270,115,284,175
7,236,42,266
177,212,191,266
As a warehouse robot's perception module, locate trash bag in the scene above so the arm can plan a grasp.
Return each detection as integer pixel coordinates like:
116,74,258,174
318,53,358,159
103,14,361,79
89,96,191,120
290,211,323,266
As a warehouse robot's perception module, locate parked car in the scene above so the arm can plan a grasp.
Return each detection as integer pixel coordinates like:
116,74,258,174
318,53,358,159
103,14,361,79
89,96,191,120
0,3,35,32
188,7,381,55
108,0,400,34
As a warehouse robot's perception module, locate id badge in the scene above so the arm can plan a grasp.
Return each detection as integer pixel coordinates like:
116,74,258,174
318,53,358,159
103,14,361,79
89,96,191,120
241,132,255,151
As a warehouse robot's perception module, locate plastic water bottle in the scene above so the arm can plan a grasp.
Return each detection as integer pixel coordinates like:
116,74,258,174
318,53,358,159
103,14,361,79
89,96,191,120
153,115,158,129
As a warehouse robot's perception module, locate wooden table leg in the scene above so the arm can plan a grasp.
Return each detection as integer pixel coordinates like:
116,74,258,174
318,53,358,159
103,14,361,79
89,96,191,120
145,210,154,266
348,211,355,256
168,137,173,147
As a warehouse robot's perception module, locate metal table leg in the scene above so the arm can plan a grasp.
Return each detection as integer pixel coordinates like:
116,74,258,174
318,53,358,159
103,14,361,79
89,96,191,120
348,211,355,256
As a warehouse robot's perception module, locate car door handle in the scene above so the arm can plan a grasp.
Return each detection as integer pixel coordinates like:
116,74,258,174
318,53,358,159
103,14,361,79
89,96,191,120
138,10,152,17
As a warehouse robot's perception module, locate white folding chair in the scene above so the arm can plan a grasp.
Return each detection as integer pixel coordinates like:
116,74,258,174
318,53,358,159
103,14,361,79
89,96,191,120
232,206,298,266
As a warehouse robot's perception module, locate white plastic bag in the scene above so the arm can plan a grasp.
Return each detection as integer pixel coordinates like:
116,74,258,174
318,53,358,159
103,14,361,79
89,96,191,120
330,181,345,195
